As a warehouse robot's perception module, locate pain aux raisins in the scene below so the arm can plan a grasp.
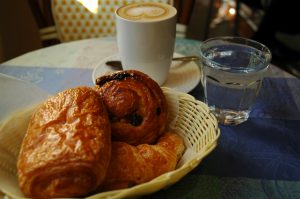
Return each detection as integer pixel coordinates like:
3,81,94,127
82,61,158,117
129,114,143,126
156,107,161,116
95,72,133,86
112,72,132,81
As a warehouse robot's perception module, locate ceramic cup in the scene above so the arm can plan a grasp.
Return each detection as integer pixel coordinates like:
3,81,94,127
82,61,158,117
115,2,177,85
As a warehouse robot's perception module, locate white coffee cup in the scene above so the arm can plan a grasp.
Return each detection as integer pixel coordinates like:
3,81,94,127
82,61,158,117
115,2,177,85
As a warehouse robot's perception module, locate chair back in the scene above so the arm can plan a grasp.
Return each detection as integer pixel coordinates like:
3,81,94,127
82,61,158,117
51,0,172,42
27,0,60,46
174,0,195,38
28,0,195,44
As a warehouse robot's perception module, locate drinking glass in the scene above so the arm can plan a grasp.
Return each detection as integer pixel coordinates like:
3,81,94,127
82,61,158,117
199,36,271,125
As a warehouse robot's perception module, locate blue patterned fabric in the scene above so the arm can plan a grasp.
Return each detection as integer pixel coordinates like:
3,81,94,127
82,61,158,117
0,66,94,94
190,78,300,180
1,38,300,198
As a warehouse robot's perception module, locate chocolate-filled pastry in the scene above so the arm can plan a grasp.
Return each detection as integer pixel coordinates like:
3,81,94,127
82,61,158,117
102,132,185,191
17,87,111,198
95,70,168,145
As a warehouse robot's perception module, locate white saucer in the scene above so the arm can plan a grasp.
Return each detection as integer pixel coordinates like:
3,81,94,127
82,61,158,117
92,53,201,93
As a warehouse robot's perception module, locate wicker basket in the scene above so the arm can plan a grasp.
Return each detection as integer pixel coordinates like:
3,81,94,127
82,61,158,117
0,87,220,199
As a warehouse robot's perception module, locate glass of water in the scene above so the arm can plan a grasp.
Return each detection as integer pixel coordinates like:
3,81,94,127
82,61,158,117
199,36,271,125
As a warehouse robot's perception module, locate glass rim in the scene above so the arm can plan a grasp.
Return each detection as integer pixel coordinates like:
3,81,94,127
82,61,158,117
199,36,272,73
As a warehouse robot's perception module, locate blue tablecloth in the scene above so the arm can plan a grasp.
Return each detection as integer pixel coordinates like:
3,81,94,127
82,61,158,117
1,38,300,198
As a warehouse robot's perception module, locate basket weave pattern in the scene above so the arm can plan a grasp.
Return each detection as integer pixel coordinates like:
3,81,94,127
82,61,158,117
89,88,220,199
0,88,220,199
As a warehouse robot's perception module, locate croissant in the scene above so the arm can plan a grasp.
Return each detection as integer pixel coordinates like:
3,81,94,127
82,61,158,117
95,70,168,145
102,132,185,191
17,87,111,198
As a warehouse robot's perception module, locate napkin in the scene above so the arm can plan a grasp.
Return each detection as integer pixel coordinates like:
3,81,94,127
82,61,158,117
0,73,49,123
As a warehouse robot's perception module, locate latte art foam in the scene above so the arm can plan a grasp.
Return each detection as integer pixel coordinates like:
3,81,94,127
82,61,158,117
117,2,176,21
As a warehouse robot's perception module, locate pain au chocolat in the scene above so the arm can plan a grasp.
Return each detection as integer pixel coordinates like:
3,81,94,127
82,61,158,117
95,70,168,145
17,87,111,198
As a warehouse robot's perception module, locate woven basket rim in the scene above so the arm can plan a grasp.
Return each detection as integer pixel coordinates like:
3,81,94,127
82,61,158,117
0,87,220,199
87,87,220,199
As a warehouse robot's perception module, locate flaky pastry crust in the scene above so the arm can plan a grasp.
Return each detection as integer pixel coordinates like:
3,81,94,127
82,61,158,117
17,87,111,198
95,70,168,145
102,132,185,191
